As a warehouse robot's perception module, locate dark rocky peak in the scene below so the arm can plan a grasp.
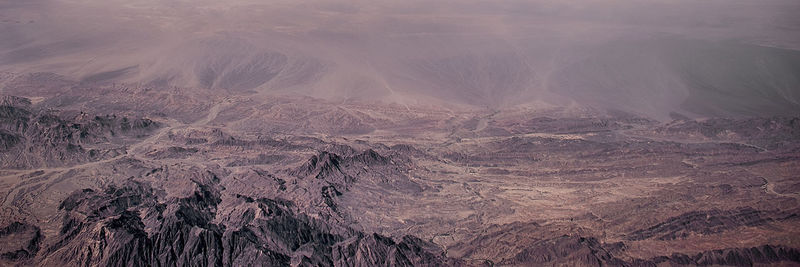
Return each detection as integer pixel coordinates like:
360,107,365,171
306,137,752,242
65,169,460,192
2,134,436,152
167,128,212,145
331,233,461,266
44,182,226,267
0,95,32,107
80,114,159,136
390,144,424,155
209,131,306,151
292,151,344,179
57,183,155,219
0,104,31,120
323,143,358,157
104,209,148,236
0,97,32,118
0,221,42,262
389,143,417,152
6,106,160,148
120,116,157,132
177,178,223,210
0,102,31,133
235,194,295,216
33,111,62,126
289,149,392,191
0,131,20,151
32,162,463,267
347,149,390,166
500,235,626,266
168,189,222,229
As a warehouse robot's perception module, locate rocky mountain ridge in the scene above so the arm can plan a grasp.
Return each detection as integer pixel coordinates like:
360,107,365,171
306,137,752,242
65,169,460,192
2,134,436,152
0,93,798,266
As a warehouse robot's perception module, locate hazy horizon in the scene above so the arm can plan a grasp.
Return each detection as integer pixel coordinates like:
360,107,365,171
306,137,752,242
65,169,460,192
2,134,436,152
2,0,800,118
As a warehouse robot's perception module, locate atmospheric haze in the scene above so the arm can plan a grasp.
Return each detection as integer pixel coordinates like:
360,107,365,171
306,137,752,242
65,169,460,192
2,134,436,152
3,1,800,266
2,0,799,118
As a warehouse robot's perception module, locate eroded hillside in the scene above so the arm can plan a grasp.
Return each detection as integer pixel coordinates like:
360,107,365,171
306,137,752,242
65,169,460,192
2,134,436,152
1,79,799,266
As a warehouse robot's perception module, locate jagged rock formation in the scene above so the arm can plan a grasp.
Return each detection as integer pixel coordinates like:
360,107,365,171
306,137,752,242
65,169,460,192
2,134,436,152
2,1,800,264
0,221,42,262
292,151,347,180
331,234,463,266
0,96,159,169
1,94,799,267
36,180,455,267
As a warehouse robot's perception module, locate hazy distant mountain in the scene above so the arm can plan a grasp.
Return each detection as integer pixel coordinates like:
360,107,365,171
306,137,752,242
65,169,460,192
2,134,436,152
2,0,798,119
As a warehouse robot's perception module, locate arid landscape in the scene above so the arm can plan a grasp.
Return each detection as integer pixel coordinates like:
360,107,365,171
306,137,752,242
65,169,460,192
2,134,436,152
1,0,800,266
